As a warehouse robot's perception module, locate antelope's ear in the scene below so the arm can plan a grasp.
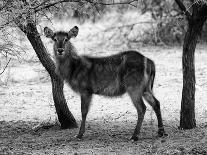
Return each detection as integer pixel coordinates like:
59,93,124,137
44,27,54,38
68,26,79,38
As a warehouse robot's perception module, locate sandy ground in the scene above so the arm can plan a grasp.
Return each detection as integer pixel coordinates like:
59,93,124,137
1,45,207,154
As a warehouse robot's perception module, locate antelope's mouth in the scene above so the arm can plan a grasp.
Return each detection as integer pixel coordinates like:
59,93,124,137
56,52,65,58
58,52,63,56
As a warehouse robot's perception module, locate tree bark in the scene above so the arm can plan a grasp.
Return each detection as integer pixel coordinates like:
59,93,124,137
180,5,207,129
18,22,78,129
180,22,197,129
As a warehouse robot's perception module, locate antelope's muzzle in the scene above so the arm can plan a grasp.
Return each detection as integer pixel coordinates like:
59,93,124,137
57,48,64,55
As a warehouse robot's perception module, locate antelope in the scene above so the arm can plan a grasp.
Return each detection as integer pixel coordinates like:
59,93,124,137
44,26,167,141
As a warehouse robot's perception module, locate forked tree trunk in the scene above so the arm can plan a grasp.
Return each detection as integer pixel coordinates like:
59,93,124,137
180,6,207,129
18,22,77,129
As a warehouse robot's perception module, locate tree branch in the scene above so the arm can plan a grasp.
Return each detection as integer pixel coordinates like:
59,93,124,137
0,58,11,75
175,0,192,20
33,0,80,13
86,0,138,6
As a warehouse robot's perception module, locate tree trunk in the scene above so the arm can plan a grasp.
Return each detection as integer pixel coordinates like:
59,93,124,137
180,8,207,129
18,22,78,129
51,77,77,129
180,22,197,129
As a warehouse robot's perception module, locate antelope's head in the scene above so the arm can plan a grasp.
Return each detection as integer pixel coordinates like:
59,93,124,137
44,26,79,58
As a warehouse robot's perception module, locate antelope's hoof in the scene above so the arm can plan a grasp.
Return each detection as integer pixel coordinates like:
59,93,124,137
76,134,83,140
130,135,139,141
158,129,168,137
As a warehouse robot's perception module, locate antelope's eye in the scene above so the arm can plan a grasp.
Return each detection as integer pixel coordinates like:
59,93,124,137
64,38,68,42
54,38,57,42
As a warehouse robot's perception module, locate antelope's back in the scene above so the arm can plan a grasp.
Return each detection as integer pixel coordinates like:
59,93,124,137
85,50,147,96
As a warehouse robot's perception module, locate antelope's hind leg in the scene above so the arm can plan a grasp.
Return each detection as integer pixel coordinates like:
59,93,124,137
143,91,167,137
76,92,92,139
127,87,146,141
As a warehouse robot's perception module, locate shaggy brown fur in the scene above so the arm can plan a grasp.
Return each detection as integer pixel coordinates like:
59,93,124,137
44,26,167,141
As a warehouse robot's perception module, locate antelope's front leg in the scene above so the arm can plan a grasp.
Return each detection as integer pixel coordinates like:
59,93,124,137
76,92,92,139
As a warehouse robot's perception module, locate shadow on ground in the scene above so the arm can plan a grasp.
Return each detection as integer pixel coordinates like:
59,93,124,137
1,120,207,154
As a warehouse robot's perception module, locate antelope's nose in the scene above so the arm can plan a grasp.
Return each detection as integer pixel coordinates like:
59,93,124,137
57,48,64,54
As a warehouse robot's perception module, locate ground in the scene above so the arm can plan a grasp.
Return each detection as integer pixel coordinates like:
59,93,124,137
1,45,207,154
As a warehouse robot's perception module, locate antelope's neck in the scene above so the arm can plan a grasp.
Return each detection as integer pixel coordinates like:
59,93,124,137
56,54,80,81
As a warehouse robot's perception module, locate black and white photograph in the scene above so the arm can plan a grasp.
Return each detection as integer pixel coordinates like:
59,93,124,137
0,0,207,154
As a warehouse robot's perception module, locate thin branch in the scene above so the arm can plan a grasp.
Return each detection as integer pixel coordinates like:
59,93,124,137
89,1,101,15
32,0,51,11
103,21,154,32
33,0,80,13
0,58,11,75
174,0,192,20
86,0,138,6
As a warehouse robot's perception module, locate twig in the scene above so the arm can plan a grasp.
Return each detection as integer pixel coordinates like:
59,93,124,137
97,21,154,35
86,0,138,6
32,117,59,132
113,111,130,120
0,58,11,75
33,0,80,13
31,0,51,11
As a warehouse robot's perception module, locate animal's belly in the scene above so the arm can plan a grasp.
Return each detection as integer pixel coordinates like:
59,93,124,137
92,80,126,96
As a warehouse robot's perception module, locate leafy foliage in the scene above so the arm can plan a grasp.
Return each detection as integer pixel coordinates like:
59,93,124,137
140,0,207,45
140,0,187,45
